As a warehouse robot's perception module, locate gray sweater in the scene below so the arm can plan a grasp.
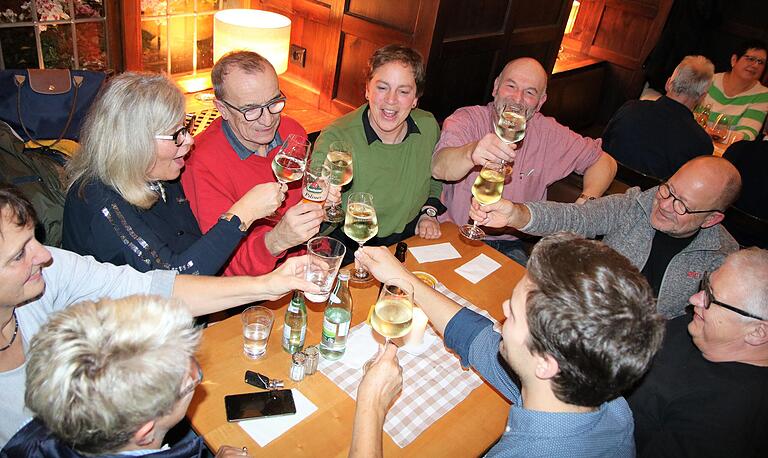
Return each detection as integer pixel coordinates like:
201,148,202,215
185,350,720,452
523,187,738,318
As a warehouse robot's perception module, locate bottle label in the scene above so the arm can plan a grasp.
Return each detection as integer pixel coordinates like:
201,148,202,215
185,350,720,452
283,323,306,342
287,303,300,313
329,292,341,305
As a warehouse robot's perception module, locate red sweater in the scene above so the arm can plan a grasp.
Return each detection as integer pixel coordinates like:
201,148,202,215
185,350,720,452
181,116,306,276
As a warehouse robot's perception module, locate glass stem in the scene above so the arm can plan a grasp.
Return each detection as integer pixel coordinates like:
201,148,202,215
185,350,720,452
355,242,366,277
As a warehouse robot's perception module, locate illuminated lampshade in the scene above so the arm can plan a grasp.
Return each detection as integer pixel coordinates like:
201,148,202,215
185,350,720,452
213,9,291,74
564,0,580,35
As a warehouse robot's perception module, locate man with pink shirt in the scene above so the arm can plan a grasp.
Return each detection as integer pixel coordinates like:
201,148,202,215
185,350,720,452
432,57,617,264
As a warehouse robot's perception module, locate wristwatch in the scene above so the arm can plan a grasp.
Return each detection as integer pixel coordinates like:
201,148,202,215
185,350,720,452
419,206,438,218
219,212,248,232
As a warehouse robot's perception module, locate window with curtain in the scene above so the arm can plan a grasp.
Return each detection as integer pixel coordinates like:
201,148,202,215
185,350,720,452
0,0,110,70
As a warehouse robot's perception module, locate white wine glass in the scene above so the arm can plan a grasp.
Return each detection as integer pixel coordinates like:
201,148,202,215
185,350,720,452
343,192,378,283
709,113,730,145
323,140,354,223
459,161,506,240
370,278,414,345
268,134,309,219
495,102,527,175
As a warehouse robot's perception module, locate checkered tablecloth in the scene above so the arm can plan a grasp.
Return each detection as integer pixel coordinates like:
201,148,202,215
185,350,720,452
318,283,498,448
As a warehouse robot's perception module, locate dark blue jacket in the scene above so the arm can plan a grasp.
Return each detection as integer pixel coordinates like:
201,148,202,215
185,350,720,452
1,419,204,458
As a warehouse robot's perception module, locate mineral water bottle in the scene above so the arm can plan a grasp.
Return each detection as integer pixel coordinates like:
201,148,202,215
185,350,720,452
320,271,353,360
282,291,307,354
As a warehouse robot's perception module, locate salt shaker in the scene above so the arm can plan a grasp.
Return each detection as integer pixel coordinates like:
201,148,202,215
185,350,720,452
290,351,306,382
303,345,319,375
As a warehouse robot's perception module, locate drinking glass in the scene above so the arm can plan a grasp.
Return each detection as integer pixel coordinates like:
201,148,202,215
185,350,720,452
304,236,347,303
268,134,309,219
459,161,506,240
323,140,354,223
709,113,730,145
370,278,414,344
494,102,527,175
241,306,274,360
343,192,378,283
301,158,331,206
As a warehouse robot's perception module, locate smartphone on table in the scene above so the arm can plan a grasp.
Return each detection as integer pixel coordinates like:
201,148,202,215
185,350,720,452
224,389,297,422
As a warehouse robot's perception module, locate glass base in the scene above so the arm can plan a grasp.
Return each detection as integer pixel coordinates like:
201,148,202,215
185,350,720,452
349,267,374,285
324,206,345,224
459,223,485,240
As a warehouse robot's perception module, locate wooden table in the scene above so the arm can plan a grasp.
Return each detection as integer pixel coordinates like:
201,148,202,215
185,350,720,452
187,223,525,456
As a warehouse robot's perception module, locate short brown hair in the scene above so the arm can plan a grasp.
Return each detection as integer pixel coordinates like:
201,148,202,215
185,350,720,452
211,51,274,100
525,233,665,407
0,184,37,234
366,44,426,97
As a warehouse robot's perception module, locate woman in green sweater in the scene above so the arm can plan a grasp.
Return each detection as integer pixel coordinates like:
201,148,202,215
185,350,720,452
313,44,445,264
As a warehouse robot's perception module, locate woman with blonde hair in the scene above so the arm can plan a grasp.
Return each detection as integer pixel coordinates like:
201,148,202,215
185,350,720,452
63,72,284,274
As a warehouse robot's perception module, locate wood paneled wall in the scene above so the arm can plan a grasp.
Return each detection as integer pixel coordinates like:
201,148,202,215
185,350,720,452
258,0,572,121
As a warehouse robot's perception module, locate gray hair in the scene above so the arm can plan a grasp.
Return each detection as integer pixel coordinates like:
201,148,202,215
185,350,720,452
725,248,768,319
67,72,186,209
668,55,715,100
25,295,200,454
211,50,274,100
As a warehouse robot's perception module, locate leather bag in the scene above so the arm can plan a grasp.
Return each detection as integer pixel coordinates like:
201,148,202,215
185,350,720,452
0,69,106,147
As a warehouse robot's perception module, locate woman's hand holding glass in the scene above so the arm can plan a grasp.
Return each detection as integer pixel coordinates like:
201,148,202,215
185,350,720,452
344,192,378,283
323,140,354,223
228,182,287,227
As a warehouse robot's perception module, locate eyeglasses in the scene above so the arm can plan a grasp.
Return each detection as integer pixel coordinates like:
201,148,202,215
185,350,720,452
155,114,196,147
657,183,722,216
178,357,203,399
698,271,766,321
219,92,286,121
742,55,766,66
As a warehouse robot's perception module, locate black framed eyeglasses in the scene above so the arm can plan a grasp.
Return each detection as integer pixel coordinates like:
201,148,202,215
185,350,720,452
155,114,196,147
699,271,766,321
178,357,203,399
657,183,723,216
219,92,286,121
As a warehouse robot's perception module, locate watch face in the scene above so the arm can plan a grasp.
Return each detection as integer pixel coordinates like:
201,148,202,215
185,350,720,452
425,208,437,217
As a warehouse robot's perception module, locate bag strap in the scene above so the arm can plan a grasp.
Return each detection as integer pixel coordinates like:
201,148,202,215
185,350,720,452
14,73,84,149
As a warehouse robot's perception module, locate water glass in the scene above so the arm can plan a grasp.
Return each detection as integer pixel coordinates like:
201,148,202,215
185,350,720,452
305,236,347,302
241,306,274,360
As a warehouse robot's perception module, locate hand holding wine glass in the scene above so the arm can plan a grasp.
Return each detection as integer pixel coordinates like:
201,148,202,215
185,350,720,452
370,278,414,343
344,192,378,283
459,161,506,241
324,140,354,223
268,134,309,220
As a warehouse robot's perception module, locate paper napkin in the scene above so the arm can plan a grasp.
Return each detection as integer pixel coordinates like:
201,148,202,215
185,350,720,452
408,242,461,263
237,389,318,447
455,253,501,284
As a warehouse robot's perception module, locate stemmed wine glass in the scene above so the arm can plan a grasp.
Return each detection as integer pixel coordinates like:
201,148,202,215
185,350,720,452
459,161,506,240
269,134,309,219
370,278,414,345
709,113,730,145
494,102,527,175
323,140,354,223
343,192,378,283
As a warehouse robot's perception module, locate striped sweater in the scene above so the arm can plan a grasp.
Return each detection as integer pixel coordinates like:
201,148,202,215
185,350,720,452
702,72,768,140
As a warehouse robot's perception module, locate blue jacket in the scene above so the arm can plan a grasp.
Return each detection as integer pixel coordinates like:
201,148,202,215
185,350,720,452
1,419,204,458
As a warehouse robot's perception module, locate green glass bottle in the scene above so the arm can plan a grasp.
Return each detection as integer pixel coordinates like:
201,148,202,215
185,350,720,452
282,291,307,354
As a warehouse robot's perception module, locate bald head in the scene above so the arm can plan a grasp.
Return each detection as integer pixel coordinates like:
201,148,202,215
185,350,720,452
674,156,742,210
499,58,548,92
724,248,768,319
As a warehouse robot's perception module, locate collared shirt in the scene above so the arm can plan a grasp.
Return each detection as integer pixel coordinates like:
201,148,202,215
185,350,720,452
361,105,420,145
222,119,283,160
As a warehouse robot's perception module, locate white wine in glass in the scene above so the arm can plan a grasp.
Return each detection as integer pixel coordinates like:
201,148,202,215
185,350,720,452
324,141,354,223
459,162,506,240
370,279,413,341
268,134,310,220
495,107,526,144
344,192,378,283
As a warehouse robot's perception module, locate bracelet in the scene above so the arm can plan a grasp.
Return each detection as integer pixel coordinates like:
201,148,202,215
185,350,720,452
578,193,596,201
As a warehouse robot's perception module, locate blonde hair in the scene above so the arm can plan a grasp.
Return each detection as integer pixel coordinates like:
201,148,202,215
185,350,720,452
25,295,201,454
67,72,186,209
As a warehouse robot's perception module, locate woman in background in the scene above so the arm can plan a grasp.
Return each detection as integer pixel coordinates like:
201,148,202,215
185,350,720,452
63,72,284,274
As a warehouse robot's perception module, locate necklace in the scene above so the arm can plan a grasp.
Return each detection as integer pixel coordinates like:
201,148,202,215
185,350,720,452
0,311,18,352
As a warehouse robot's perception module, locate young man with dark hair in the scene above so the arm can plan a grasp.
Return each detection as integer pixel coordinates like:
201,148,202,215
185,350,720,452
355,233,665,456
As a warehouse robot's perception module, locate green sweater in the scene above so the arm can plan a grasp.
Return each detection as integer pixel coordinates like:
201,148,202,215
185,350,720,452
313,105,441,238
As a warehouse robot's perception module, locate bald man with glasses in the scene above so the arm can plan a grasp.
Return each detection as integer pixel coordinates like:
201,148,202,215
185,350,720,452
627,247,768,457
469,156,742,318
182,51,325,276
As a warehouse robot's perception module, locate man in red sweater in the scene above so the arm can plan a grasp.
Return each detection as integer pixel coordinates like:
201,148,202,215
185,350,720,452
182,51,324,276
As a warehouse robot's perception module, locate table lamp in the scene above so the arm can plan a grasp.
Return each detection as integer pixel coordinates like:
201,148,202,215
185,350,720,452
213,9,291,74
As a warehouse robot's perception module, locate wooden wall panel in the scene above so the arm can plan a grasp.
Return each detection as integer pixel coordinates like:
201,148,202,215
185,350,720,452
346,0,421,33
511,0,565,29
441,0,508,39
425,51,501,120
334,34,382,111
592,5,653,61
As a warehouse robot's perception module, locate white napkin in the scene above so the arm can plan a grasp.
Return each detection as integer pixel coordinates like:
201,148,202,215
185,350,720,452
336,324,380,370
455,253,501,284
237,389,318,447
408,242,461,263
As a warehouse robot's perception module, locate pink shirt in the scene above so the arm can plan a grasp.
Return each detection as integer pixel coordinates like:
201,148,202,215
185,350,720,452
435,103,603,240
